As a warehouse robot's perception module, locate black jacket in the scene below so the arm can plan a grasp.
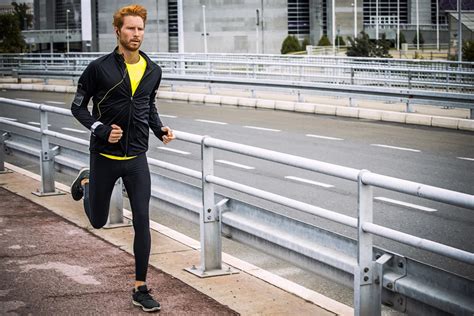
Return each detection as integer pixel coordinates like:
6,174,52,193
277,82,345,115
71,48,166,156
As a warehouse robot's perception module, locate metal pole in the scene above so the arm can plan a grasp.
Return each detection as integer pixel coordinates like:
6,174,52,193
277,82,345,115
66,9,70,53
0,132,10,173
354,0,357,38
104,178,131,228
202,5,208,54
375,0,379,41
416,0,419,50
354,170,379,315
256,9,260,54
397,0,400,50
178,0,185,74
457,0,462,62
261,0,264,53
436,0,439,50
332,0,336,55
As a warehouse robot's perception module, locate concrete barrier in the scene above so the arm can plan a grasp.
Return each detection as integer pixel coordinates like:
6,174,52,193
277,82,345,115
238,97,257,108
53,86,67,93
381,111,407,123
359,109,382,121
336,106,359,118
188,93,206,103
158,91,174,99
431,116,460,129
315,104,337,116
204,94,221,104
295,102,316,113
405,113,432,126
172,92,189,102
256,99,276,109
220,96,239,106
458,119,474,132
275,101,295,111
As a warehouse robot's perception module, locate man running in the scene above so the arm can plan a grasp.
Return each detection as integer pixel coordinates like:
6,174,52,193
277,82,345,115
70,4,174,312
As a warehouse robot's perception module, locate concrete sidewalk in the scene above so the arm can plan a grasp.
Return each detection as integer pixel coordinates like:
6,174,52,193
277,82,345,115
0,165,352,315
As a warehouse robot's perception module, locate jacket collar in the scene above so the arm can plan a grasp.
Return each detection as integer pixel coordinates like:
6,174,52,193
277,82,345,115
113,47,153,70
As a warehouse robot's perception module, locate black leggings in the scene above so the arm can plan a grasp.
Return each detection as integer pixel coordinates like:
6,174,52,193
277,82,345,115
83,153,151,282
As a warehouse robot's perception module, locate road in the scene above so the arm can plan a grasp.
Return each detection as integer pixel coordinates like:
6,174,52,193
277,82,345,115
1,90,473,307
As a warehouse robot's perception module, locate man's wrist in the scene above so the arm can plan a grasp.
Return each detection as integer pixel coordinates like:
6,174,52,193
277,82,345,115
91,121,103,134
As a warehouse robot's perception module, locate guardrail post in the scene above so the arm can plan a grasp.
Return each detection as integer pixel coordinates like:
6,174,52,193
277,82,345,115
354,169,379,315
33,108,64,196
104,178,131,228
186,136,235,278
0,132,12,174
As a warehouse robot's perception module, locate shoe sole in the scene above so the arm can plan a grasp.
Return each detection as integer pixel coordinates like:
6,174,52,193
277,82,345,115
133,300,161,312
71,167,89,201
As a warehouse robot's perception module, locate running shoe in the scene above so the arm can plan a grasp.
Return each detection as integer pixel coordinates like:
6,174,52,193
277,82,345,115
132,285,161,312
70,168,89,201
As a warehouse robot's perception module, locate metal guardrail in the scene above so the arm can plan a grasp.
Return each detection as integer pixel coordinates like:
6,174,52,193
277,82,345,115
0,97,473,315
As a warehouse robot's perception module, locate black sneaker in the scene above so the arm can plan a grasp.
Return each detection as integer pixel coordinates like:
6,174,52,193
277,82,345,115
70,168,89,201
132,285,161,312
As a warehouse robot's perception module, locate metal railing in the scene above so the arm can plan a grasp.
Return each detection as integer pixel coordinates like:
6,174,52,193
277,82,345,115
0,97,473,315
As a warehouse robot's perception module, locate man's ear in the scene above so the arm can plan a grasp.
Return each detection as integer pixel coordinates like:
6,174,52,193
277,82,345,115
114,27,120,37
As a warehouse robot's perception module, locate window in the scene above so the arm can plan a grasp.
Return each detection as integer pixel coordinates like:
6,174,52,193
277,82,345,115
288,0,310,38
168,0,178,52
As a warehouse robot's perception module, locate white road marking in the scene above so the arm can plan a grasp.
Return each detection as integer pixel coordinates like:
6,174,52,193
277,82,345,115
160,114,177,118
15,98,31,102
46,101,65,105
457,157,474,162
157,147,190,155
61,127,87,134
306,134,344,141
215,160,255,170
374,197,437,212
0,117,17,121
244,126,281,132
195,119,228,125
285,176,334,188
371,144,420,152
28,122,51,127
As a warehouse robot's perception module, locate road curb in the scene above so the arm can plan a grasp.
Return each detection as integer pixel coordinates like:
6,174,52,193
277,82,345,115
2,83,473,132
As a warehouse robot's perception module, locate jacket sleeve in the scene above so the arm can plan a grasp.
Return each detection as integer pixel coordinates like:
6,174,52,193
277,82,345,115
149,71,167,141
71,61,112,141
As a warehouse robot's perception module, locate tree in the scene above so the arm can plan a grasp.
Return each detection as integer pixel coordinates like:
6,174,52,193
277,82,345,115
0,13,25,53
399,32,406,44
335,35,345,47
346,31,392,58
463,40,474,62
301,37,310,51
318,35,331,46
412,31,425,48
346,32,372,57
281,35,301,54
12,2,33,30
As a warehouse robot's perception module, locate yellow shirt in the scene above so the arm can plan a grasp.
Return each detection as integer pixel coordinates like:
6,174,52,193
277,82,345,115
100,55,147,161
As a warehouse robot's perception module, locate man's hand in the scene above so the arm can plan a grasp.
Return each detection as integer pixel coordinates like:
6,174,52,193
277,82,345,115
161,126,175,145
108,124,123,143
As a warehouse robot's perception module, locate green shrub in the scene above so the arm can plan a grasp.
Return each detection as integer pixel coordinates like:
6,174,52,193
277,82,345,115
317,35,331,46
281,35,301,54
462,40,474,61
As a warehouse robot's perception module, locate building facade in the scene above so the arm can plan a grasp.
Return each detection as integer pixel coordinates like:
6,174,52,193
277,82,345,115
31,0,467,54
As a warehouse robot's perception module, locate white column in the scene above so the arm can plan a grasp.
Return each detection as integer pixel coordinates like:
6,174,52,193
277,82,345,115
436,0,439,50
397,0,400,50
332,0,336,55
416,0,419,50
353,0,357,38
202,5,208,54
256,9,260,54
66,9,70,53
178,0,184,53
458,0,462,61
375,0,379,41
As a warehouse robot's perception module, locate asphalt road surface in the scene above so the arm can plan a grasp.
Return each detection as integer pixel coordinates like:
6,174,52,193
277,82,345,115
1,90,473,307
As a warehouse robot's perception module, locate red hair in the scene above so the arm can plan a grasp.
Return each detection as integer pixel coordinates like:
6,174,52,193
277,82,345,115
113,4,147,29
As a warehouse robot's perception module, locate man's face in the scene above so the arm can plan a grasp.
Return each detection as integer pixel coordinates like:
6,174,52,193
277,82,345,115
116,15,145,52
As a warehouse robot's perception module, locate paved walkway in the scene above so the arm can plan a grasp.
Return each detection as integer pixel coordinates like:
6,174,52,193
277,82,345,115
0,166,350,315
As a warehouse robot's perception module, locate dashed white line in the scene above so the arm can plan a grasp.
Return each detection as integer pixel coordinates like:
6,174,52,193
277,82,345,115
244,126,281,132
157,147,190,155
285,176,334,188
457,157,474,162
15,98,31,102
0,117,17,121
374,197,437,212
160,114,177,118
371,144,420,153
28,122,51,127
61,127,87,134
306,134,344,141
195,119,228,125
215,160,255,170
46,101,65,105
